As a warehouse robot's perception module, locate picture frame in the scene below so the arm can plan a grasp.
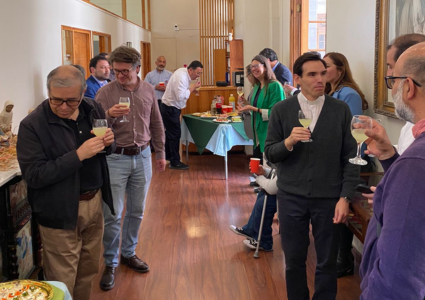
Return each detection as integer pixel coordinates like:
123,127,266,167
374,0,425,118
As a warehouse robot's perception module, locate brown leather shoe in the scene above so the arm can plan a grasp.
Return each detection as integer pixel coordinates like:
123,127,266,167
100,266,115,291
120,255,150,273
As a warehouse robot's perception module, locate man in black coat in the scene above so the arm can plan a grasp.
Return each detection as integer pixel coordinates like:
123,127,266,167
259,47,293,85
17,65,115,300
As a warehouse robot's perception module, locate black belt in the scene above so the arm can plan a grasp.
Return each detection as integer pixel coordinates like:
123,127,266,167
114,145,148,156
79,189,99,201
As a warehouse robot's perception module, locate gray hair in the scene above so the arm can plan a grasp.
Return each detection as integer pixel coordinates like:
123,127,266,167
47,66,87,94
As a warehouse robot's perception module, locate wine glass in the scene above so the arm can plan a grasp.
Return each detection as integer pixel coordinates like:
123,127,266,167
119,97,130,123
237,86,244,97
298,109,313,142
349,115,373,165
93,119,108,137
284,81,292,98
367,119,381,158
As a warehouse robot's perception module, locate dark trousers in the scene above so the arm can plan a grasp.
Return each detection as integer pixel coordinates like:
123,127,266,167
278,189,340,300
253,145,263,164
160,103,181,164
242,191,277,251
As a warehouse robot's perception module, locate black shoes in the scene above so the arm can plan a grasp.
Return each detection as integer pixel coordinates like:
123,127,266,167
169,162,189,170
337,251,354,278
229,225,253,240
120,254,150,273
100,266,115,291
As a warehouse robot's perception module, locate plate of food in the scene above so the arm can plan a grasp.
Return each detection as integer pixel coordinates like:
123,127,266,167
191,112,201,117
0,280,54,299
227,111,239,117
231,116,242,122
200,113,217,118
213,117,231,123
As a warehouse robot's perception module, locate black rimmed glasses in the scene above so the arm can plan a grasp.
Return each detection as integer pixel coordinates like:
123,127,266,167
112,67,134,76
251,63,263,70
49,96,82,107
385,76,422,89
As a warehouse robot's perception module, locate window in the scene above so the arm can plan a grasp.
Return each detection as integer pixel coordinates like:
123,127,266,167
93,32,112,56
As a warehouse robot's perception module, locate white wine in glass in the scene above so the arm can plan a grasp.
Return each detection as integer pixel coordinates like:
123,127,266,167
298,109,313,142
119,97,130,123
349,115,373,165
93,119,108,137
237,87,244,97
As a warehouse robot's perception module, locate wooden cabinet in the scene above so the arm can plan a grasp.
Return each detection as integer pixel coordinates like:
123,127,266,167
213,40,244,86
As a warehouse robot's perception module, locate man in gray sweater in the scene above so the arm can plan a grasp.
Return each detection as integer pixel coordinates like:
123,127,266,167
264,52,359,300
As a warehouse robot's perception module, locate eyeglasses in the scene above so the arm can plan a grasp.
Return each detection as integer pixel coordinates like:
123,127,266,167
49,96,82,107
251,63,263,70
384,76,422,89
112,67,134,76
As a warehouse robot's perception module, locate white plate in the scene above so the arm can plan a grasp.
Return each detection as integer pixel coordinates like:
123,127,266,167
213,118,231,123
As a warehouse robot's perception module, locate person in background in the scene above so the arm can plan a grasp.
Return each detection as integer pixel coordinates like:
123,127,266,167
95,46,165,291
85,55,110,99
161,61,203,170
323,52,368,278
99,52,115,81
387,33,425,154
237,55,284,163
259,48,293,85
324,52,367,114
229,155,277,252
145,56,173,108
265,52,359,300
17,65,115,300
360,42,425,299
0,100,14,132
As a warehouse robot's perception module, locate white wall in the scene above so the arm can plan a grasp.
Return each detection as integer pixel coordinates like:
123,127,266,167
150,0,200,71
326,0,405,144
0,0,150,132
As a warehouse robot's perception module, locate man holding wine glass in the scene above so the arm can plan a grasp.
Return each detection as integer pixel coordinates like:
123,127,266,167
265,52,359,300
95,46,166,291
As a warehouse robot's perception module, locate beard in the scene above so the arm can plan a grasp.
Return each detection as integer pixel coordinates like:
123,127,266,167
157,66,165,71
393,80,415,123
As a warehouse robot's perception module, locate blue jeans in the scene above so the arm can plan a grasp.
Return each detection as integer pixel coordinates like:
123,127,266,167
103,146,152,267
242,191,277,251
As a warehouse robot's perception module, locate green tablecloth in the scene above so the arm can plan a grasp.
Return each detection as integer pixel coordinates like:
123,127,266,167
182,115,249,154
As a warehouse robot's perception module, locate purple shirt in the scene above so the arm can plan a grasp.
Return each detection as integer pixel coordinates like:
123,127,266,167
95,79,165,160
360,133,425,299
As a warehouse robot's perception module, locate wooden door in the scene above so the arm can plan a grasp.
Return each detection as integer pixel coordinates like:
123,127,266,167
140,42,151,80
61,26,92,79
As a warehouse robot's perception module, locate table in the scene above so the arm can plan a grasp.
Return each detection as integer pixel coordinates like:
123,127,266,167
181,115,253,179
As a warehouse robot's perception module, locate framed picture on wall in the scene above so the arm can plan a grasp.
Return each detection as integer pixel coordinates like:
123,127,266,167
374,0,425,117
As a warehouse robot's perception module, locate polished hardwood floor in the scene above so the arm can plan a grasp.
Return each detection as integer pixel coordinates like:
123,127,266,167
91,153,362,300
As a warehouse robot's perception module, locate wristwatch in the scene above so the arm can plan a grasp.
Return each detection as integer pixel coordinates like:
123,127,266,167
343,196,351,203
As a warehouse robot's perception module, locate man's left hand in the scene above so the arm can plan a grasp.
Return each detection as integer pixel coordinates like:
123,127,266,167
156,159,166,172
102,128,114,147
333,197,350,224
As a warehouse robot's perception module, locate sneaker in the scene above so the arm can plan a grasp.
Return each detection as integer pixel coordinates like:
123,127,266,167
243,239,273,252
169,162,189,170
229,225,252,239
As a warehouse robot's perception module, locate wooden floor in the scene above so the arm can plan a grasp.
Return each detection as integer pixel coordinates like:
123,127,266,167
91,153,362,300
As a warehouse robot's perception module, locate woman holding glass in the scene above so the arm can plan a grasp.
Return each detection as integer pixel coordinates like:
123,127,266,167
237,55,284,161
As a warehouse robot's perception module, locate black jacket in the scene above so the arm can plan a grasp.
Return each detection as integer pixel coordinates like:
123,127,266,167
274,62,293,86
17,98,115,229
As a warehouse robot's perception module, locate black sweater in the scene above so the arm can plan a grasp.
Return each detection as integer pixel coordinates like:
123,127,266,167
264,95,359,200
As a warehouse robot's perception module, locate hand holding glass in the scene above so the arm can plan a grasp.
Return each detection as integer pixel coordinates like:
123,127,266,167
237,87,244,97
119,97,130,123
349,115,373,165
298,109,313,142
93,119,108,137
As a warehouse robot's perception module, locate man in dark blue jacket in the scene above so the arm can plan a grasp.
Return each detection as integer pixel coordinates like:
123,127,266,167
17,65,115,300
259,47,293,85
84,55,110,99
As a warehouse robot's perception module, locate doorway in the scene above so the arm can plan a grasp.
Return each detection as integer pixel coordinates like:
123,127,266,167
62,26,92,78
140,42,151,79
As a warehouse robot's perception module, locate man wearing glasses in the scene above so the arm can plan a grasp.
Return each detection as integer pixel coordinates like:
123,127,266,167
360,42,425,299
161,60,203,170
95,46,165,291
17,65,116,300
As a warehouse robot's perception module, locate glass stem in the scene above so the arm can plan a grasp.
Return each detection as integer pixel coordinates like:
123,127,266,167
356,142,362,158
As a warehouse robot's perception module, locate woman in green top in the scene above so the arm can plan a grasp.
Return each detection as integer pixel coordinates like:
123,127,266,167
237,55,285,160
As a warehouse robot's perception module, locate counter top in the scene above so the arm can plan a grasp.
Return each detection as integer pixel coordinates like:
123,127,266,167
199,86,236,91
0,166,21,187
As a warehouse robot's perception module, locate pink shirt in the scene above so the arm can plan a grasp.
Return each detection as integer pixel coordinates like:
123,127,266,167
95,79,165,160
412,118,425,138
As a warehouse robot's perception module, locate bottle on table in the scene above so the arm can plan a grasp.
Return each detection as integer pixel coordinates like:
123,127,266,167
211,97,217,115
228,94,235,111
216,95,223,114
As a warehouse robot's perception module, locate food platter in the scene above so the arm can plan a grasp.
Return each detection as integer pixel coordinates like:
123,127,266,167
0,280,53,300
231,116,242,122
212,118,231,123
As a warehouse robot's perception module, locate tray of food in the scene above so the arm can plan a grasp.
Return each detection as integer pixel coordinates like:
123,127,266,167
231,116,242,122
200,113,217,118
227,111,239,117
191,112,202,117
213,117,231,123
0,280,54,299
